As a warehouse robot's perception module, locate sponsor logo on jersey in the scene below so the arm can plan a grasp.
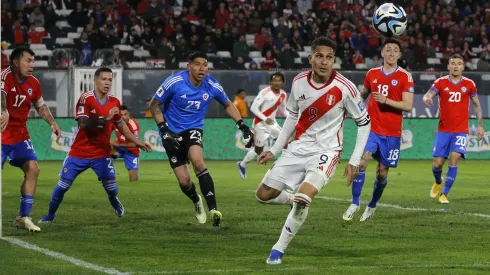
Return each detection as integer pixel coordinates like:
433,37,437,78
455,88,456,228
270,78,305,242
180,94,187,98
299,94,306,100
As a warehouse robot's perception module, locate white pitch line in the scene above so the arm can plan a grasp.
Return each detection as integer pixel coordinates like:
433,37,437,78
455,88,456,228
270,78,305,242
135,263,490,274
316,195,490,218
245,190,490,218
1,237,129,275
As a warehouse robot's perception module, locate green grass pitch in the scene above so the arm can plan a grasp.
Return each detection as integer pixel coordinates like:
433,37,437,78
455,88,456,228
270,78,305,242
1,160,489,274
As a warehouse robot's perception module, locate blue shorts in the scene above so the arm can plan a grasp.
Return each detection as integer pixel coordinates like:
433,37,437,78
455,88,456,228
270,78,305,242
59,156,116,182
432,132,467,159
1,139,38,168
113,147,139,171
365,132,401,168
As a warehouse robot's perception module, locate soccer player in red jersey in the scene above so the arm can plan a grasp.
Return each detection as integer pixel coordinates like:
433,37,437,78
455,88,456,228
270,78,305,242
111,104,141,182
343,38,415,222
39,67,151,223
423,54,484,204
1,47,61,232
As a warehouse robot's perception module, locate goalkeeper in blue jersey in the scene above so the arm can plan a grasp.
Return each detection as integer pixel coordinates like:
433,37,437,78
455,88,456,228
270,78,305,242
149,51,254,227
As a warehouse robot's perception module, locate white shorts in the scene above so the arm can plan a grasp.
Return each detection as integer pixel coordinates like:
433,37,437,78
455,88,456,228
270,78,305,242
254,123,281,147
261,150,340,192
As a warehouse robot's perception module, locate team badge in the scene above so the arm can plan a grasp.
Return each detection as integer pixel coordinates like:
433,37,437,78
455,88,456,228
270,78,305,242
461,87,467,93
326,94,336,106
63,168,68,173
391,80,398,86
171,157,177,163
27,88,32,95
202,93,209,101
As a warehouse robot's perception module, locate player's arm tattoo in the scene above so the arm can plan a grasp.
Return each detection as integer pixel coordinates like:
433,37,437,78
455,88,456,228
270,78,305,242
36,104,56,125
77,117,106,129
471,96,484,127
423,89,437,100
360,87,370,101
149,98,165,124
1,92,6,113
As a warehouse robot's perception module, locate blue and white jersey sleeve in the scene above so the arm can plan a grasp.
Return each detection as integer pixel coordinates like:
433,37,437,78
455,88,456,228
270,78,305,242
206,77,229,105
154,74,184,104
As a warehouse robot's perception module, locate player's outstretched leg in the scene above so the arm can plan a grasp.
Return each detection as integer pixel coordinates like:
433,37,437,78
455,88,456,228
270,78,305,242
180,181,206,224
196,169,221,227
237,149,257,179
16,160,41,232
267,192,312,264
102,181,124,217
40,178,73,223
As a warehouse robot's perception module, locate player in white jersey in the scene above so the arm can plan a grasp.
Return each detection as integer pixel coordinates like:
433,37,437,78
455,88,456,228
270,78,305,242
256,37,371,264
237,72,288,179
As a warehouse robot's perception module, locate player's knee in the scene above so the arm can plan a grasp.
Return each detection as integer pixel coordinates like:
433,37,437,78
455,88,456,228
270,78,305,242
255,184,276,202
254,146,263,155
432,159,444,169
192,161,206,174
24,161,40,179
129,174,139,182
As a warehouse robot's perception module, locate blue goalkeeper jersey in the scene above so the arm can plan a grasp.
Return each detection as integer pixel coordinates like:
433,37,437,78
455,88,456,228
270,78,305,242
153,70,230,134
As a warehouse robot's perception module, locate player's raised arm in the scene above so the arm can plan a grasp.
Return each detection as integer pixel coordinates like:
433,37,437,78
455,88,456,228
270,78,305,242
0,89,8,132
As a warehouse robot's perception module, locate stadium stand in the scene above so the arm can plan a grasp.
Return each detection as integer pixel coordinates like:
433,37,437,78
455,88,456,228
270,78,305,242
1,0,490,71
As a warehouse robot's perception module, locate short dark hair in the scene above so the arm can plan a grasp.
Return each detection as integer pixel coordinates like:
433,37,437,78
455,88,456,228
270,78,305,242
94,67,113,77
188,51,208,62
9,46,35,66
120,104,129,111
236,89,245,94
270,72,285,82
310,37,337,52
383,38,402,51
448,54,464,62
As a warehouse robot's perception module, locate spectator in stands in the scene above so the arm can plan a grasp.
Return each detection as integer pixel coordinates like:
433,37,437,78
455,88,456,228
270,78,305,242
477,51,490,71
291,29,304,51
233,89,249,118
233,35,250,58
352,49,364,65
261,50,278,70
277,43,298,70
91,4,106,27
461,41,477,62
112,48,128,69
215,2,230,30
366,55,381,69
140,26,155,52
173,37,190,63
29,7,45,27
232,56,247,70
425,39,436,58
156,37,173,64
68,2,88,28
27,25,46,44
101,26,118,49
201,35,217,55
247,11,263,34
126,27,142,49
12,20,28,46
77,32,93,66
145,0,163,20
401,41,415,70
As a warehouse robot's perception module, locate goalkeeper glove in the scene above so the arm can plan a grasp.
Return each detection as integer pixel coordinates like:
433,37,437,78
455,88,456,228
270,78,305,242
236,119,254,148
158,122,182,151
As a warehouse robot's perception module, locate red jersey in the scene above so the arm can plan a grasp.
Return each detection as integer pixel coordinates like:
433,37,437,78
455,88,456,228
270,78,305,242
1,67,43,144
364,66,414,137
114,118,140,157
69,91,122,159
430,75,477,134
